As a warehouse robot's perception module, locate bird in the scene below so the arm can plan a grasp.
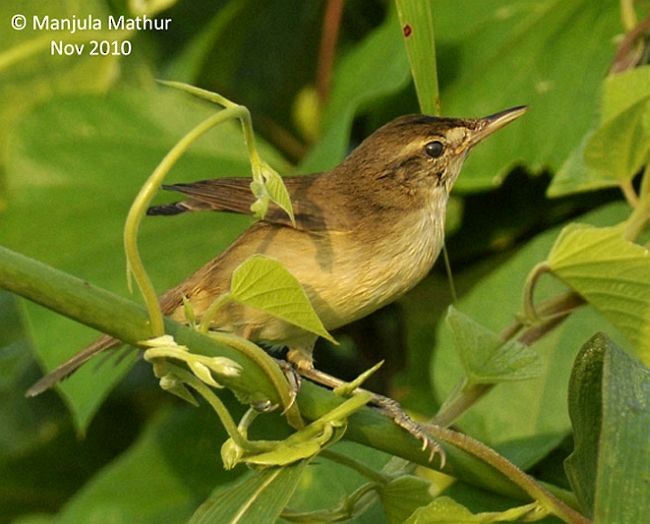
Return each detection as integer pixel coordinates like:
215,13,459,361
27,106,526,398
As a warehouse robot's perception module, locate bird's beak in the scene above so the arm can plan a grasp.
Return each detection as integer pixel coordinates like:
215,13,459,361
467,105,527,148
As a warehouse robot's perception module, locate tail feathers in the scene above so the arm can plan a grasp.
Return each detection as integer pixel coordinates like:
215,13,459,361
147,201,192,216
26,334,122,397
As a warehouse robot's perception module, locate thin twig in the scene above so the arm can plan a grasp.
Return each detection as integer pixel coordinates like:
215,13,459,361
423,425,590,524
316,0,345,103
609,13,650,73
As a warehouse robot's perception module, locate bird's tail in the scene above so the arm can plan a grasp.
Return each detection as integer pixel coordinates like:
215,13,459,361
25,334,121,397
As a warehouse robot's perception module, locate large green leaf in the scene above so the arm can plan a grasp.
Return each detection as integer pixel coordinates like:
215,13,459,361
546,224,650,366
433,0,620,190
190,461,308,524
0,0,123,176
431,203,630,467
565,333,650,521
1,87,287,430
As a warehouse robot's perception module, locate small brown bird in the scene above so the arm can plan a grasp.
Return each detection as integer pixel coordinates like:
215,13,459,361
27,106,526,397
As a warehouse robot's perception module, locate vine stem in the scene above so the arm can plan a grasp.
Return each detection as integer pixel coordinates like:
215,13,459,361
522,261,551,322
158,81,263,176
124,106,248,337
624,164,650,240
423,425,590,524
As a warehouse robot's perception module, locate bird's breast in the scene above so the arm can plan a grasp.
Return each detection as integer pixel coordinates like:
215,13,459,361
297,203,447,329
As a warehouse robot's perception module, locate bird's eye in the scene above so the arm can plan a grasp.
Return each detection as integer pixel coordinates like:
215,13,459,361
424,141,444,158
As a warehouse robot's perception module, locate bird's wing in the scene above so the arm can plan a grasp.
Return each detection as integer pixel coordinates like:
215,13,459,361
147,174,351,231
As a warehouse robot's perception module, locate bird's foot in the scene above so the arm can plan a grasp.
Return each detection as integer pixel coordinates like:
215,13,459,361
371,395,445,467
296,365,445,466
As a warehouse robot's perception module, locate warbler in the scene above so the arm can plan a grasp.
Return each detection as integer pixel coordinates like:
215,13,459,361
28,106,526,397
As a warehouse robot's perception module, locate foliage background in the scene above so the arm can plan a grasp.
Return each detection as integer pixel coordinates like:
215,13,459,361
0,0,648,522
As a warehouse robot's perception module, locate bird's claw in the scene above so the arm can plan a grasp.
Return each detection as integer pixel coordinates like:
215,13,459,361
372,396,445,467
274,358,302,414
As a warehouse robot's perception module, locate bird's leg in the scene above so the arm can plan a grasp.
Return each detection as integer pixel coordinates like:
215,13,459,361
296,365,444,465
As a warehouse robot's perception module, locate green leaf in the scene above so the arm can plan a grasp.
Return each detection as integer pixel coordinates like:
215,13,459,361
395,0,439,115
1,88,287,431
546,224,650,366
379,475,434,524
242,439,323,468
230,255,335,343
190,461,308,524
549,66,650,196
601,65,650,121
445,306,542,385
0,0,121,176
431,203,630,467
583,99,650,182
0,290,73,457
434,0,620,190
565,333,650,521
547,136,620,196
564,334,604,515
300,8,411,172
405,496,538,523
260,163,295,225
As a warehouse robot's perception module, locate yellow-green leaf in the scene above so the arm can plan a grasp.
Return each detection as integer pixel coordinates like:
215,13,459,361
230,255,335,343
405,496,539,523
261,163,295,225
583,98,650,182
547,225,650,365
601,65,650,121
243,439,323,467
549,66,650,196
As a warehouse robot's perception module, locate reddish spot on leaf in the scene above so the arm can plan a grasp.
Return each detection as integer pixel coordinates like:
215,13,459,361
403,24,412,37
